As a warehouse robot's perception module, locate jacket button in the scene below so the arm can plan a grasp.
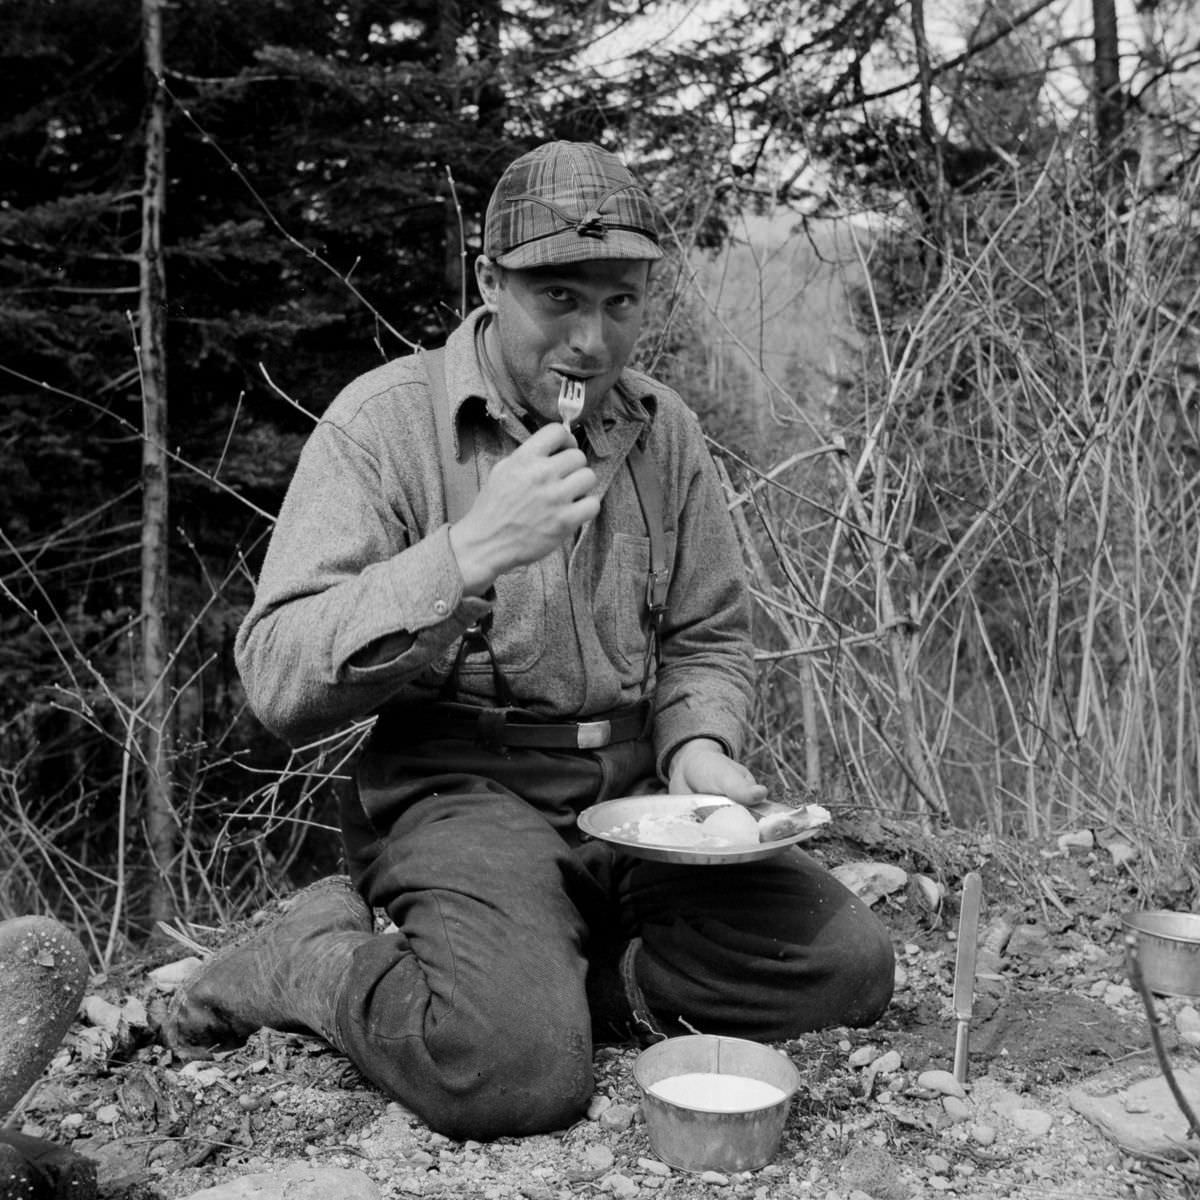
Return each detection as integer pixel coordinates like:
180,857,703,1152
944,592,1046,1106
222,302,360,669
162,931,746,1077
433,599,449,616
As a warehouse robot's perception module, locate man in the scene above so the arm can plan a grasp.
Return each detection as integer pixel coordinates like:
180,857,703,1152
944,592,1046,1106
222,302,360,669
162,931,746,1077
164,141,894,1140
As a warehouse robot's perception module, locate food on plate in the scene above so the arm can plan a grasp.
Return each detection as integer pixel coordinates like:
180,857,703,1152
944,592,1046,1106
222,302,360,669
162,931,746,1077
589,796,834,854
695,803,759,843
756,802,832,842
604,802,814,849
607,811,712,847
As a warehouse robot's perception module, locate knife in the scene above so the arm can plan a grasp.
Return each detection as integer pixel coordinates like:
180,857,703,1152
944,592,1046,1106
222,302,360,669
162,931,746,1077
952,871,983,1085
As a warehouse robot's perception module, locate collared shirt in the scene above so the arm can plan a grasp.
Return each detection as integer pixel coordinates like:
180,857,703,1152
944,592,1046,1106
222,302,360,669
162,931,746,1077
235,307,756,776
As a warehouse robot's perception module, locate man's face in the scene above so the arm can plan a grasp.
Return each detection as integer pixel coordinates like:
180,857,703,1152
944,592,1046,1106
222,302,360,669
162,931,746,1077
476,256,651,425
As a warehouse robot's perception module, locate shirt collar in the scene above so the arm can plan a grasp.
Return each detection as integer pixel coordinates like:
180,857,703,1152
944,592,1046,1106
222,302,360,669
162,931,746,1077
439,306,658,454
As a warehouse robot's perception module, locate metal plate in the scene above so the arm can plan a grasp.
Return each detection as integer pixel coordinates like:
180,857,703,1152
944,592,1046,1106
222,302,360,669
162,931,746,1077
577,794,829,865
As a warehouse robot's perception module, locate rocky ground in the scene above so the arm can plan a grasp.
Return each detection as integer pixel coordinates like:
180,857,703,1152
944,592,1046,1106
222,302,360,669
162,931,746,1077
7,815,1200,1200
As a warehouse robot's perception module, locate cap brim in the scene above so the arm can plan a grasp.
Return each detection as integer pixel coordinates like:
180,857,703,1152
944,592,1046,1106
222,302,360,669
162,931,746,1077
493,230,664,270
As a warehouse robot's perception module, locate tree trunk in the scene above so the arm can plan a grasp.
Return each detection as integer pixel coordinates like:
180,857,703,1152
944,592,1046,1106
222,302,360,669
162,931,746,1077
138,0,174,927
438,0,465,311
908,0,948,275
1135,0,1163,190
1092,0,1123,185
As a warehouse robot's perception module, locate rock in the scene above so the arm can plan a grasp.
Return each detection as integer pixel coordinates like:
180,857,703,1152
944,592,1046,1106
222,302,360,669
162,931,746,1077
832,862,908,907
0,917,89,1118
838,1145,909,1200
1176,1006,1200,1048
862,1048,902,1097
968,1122,997,1146
1056,829,1095,853
941,1096,972,1123
963,1078,1024,1122
78,992,147,1044
1008,1108,1053,1138
1005,923,1051,960
911,874,942,911
179,1162,380,1199
602,1171,638,1197
1101,983,1135,1008
848,1044,880,1068
637,1157,671,1175
178,1061,227,1089
587,1093,612,1120
599,1102,635,1131
583,1144,615,1173
916,1069,966,1099
873,1049,903,1075
1070,1059,1200,1159
81,995,124,1036
148,956,204,991
697,1170,729,1185
1099,835,1137,867
127,996,150,1028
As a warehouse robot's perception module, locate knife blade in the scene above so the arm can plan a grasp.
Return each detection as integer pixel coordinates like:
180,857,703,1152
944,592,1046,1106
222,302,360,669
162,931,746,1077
952,871,983,1084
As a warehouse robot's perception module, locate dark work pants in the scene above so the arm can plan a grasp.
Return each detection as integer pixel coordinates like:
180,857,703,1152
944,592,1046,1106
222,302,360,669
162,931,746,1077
335,727,894,1140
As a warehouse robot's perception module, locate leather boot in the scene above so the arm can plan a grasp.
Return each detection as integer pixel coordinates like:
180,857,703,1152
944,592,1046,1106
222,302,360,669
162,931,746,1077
0,1129,97,1200
161,876,373,1061
0,917,88,1119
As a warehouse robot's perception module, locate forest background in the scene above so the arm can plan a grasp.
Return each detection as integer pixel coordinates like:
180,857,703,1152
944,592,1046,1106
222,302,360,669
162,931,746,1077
2,0,1199,963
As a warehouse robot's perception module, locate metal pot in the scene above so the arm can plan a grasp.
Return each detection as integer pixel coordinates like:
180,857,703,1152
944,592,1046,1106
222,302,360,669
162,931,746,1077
1123,910,1200,998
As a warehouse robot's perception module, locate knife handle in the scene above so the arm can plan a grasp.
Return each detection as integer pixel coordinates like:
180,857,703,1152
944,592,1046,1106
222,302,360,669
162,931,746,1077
953,1018,970,1084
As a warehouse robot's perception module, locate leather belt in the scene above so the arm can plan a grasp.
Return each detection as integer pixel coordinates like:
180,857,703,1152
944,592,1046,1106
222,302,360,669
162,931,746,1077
379,701,651,750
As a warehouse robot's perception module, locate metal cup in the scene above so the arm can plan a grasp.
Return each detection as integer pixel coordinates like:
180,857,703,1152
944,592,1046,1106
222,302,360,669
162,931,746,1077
633,1034,800,1173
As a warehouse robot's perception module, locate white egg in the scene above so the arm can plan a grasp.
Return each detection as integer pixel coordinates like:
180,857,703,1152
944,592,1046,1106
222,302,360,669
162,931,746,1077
699,804,759,844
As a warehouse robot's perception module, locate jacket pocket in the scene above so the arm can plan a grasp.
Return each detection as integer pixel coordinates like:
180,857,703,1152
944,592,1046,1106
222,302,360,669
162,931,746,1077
595,532,655,671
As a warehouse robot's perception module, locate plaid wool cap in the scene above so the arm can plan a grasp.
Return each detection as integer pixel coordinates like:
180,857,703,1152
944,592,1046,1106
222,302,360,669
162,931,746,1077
483,141,664,269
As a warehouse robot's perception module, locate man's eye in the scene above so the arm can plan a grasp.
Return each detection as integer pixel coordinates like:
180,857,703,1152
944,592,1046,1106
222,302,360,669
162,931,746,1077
545,287,572,302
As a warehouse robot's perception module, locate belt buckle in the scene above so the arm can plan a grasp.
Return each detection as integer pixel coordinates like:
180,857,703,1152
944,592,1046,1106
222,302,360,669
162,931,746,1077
576,719,612,749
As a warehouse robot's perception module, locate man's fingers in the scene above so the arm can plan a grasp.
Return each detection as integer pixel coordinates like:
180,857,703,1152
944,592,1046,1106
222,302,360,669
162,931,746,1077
492,439,594,498
519,421,578,456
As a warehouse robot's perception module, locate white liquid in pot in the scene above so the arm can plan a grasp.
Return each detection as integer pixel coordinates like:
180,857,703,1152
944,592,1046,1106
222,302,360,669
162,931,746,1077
647,1072,787,1111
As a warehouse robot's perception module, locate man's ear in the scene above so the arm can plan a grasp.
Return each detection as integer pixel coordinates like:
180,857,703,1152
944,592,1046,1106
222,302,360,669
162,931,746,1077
475,255,502,312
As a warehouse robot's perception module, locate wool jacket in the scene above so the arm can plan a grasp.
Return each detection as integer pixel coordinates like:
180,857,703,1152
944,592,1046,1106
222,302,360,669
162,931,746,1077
235,308,756,777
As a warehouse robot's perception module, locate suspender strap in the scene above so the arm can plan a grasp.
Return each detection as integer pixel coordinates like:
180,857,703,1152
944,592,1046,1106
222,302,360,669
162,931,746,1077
440,622,514,706
423,347,479,525
626,439,671,674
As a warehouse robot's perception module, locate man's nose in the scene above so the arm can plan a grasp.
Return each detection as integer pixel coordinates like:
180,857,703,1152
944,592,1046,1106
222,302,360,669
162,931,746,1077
568,307,606,360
